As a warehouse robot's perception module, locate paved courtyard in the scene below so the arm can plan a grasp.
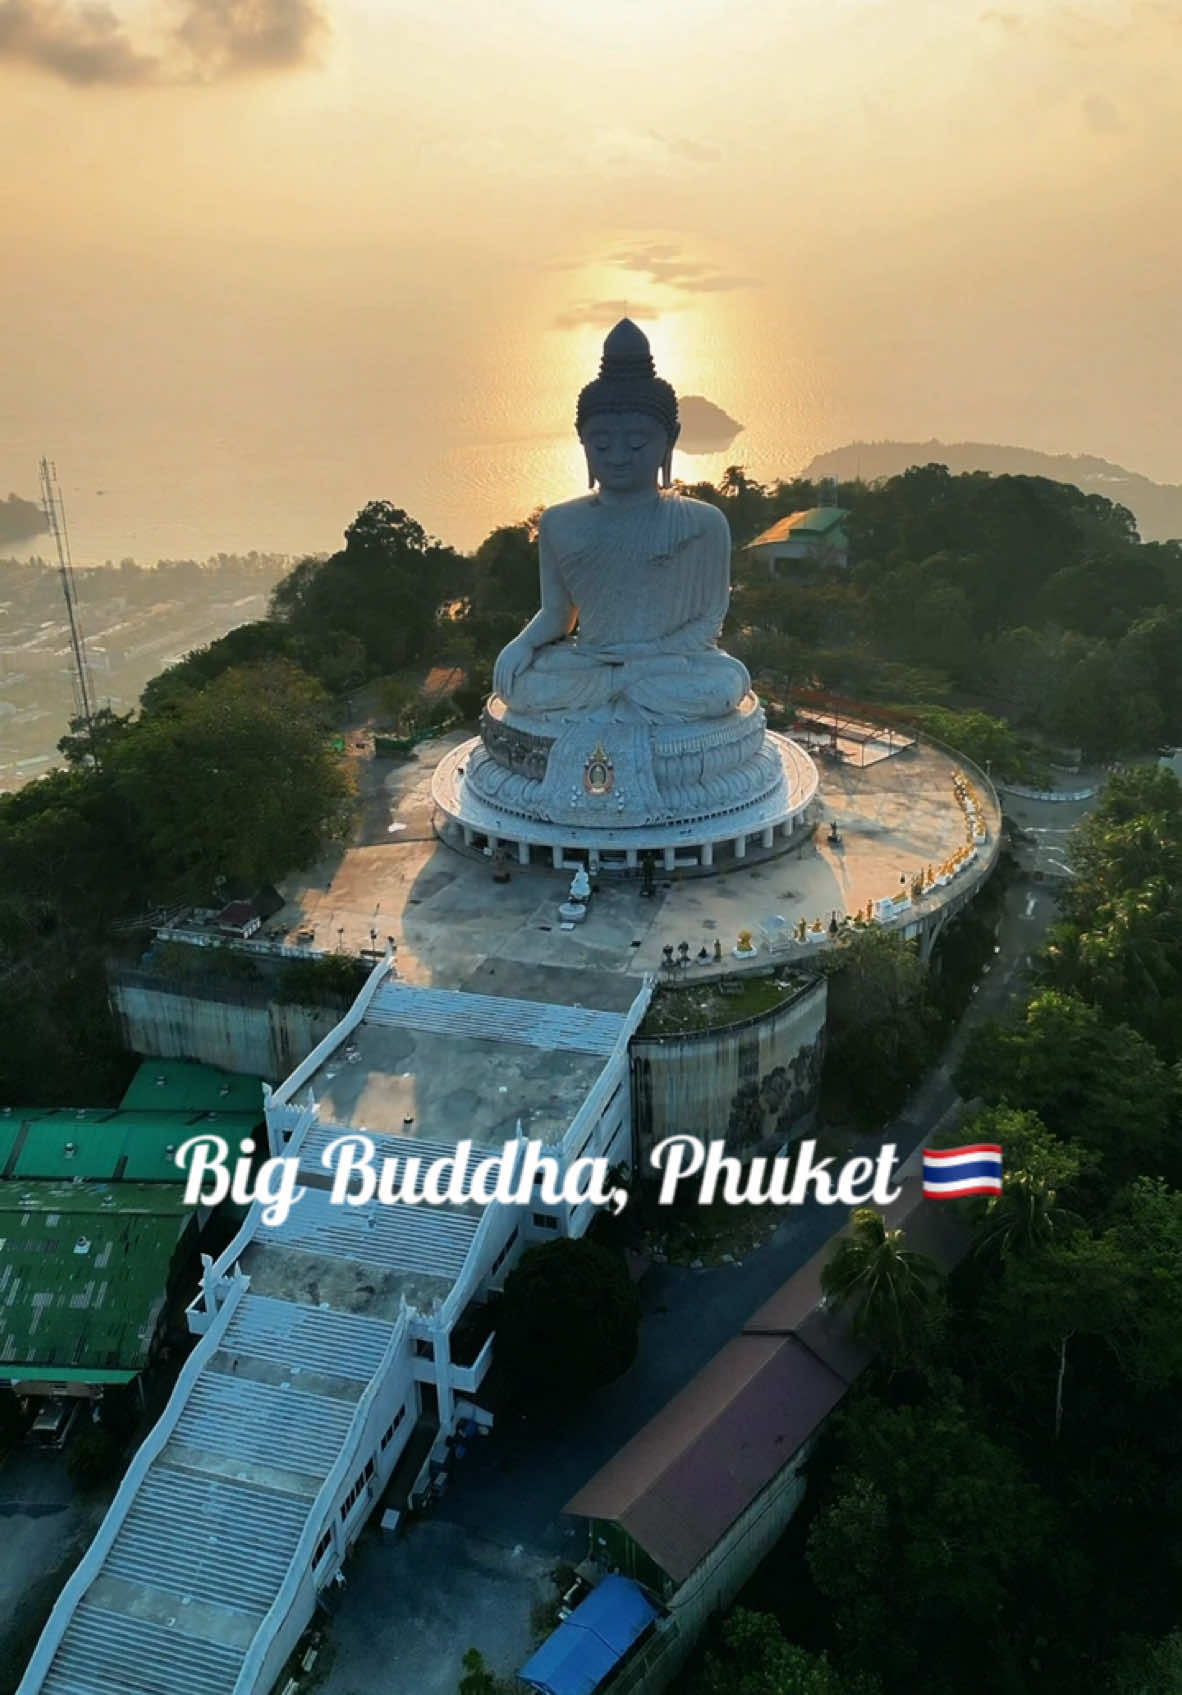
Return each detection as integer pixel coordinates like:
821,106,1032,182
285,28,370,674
0,1449,115,1690
317,1520,553,1695
271,732,998,990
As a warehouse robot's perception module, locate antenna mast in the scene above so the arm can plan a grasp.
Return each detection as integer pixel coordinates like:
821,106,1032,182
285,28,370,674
38,457,96,740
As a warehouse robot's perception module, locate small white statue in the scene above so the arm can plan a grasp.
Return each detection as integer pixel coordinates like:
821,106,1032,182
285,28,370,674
569,866,592,903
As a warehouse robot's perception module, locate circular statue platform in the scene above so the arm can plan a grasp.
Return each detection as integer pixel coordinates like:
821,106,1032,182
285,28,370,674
431,728,819,873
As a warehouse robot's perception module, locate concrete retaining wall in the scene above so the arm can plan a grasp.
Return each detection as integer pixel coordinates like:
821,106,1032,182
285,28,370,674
1000,782,1097,803
110,977,340,1081
630,976,828,1164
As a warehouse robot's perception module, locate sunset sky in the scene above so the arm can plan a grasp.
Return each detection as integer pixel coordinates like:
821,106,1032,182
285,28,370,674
0,0,1178,561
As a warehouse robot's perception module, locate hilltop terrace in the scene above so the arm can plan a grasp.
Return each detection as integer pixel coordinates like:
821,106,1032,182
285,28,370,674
260,728,1002,982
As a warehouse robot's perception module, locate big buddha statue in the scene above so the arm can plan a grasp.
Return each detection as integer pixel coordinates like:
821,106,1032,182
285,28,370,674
491,319,750,724
433,320,816,862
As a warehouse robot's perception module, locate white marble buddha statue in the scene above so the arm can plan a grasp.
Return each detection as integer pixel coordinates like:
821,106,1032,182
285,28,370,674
491,319,750,726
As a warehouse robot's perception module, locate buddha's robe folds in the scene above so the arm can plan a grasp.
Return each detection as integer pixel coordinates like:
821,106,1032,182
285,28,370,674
501,491,750,723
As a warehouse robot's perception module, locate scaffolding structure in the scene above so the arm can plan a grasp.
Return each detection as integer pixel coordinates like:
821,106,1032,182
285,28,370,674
786,689,917,769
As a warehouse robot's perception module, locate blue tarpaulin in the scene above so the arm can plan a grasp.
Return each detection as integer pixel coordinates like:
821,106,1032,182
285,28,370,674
518,1576,660,1695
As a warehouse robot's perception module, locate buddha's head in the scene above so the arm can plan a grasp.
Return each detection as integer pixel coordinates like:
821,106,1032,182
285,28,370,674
576,319,680,493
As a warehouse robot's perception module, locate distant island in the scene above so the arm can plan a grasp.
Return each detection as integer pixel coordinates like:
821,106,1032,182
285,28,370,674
678,395,743,454
802,440,1182,543
0,492,48,547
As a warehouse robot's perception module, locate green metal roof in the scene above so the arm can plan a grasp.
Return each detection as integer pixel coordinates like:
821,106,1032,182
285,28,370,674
119,1058,264,1116
119,1111,260,1180
747,507,850,547
0,1109,261,1182
14,1115,128,1181
2,1365,138,1386
0,1118,22,1173
0,1182,194,1380
797,505,849,530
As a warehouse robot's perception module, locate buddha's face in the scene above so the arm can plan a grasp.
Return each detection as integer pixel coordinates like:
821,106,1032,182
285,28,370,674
580,411,672,495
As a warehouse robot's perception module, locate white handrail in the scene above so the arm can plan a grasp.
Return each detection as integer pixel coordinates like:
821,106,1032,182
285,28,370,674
561,975,655,1158
440,1191,522,1326
270,948,395,1107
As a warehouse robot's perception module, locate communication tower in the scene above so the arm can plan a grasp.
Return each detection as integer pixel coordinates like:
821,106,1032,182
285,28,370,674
38,457,96,740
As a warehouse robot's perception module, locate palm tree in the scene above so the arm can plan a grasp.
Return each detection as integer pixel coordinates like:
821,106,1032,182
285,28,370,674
975,1170,1078,1262
821,1208,942,1363
720,464,754,499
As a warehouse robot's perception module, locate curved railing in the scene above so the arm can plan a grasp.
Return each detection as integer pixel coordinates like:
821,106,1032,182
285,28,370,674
16,1276,249,1695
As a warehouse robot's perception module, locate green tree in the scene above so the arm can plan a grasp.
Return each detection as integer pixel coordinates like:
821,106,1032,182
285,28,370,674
900,704,1023,779
1044,879,1182,1062
1039,768,1182,1059
986,624,1063,725
0,765,145,931
468,521,539,623
1067,765,1182,895
963,1107,1086,1261
821,1208,942,1364
494,1238,640,1413
108,659,356,901
1103,1631,1182,1694
692,1609,878,1695
456,1648,516,1695
820,927,940,1124
718,464,776,545
954,991,1177,1188
139,620,297,717
806,1392,1056,1692
1117,607,1182,742
271,502,463,674
57,705,135,769
976,1178,1182,1442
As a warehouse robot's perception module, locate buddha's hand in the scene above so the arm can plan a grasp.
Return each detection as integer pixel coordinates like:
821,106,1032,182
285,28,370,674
493,636,535,700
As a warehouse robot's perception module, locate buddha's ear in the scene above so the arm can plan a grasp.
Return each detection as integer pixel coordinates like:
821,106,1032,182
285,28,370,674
661,426,680,490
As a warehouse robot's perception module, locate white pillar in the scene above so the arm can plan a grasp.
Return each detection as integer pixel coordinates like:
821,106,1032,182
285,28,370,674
734,834,747,860
517,840,530,866
462,826,475,847
434,1323,455,1430
552,845,563,869
761,825,775,849
700,840,714,868
262,1082,279,1158
625,848,638,869
663,846,676,871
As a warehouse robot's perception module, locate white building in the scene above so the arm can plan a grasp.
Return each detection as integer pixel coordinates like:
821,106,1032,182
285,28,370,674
18,956,652,1695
